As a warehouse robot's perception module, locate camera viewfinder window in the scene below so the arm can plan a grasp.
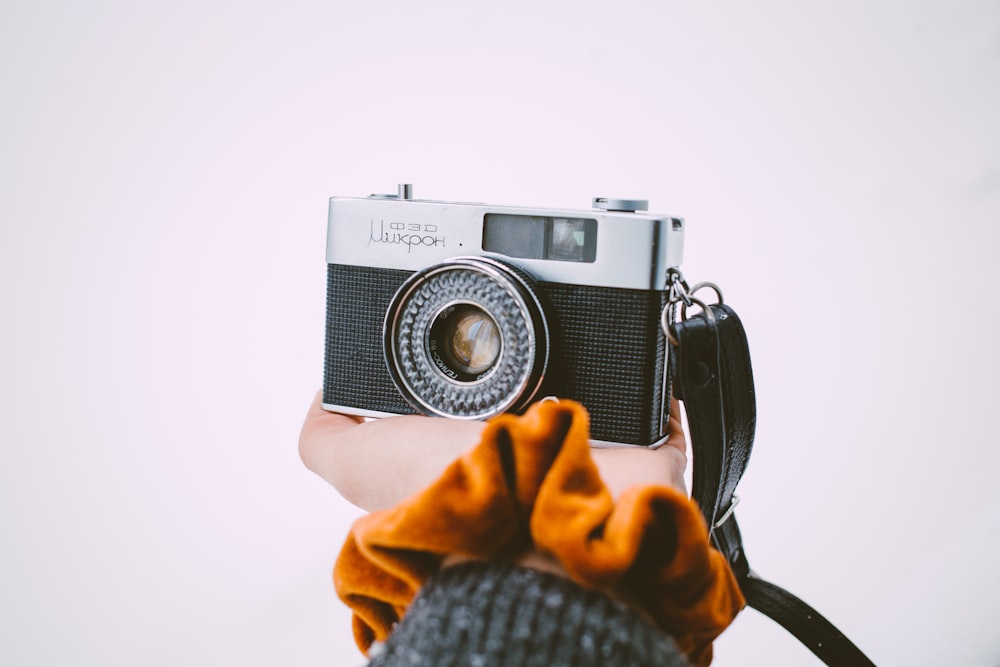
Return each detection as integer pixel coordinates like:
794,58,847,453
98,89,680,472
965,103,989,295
483,215,546,259
483,214,597,263
548,218,597,262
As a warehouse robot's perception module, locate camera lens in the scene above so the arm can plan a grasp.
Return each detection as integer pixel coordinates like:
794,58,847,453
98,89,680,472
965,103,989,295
384,256,549,420
428,304,502,381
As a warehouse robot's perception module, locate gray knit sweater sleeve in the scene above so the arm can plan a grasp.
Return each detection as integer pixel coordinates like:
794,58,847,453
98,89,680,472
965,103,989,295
365,561,689,667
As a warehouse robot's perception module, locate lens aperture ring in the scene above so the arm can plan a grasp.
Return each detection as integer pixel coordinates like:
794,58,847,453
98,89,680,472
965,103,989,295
385,257,548,419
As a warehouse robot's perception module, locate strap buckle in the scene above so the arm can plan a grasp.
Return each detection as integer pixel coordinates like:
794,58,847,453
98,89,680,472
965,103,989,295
712,495,740,530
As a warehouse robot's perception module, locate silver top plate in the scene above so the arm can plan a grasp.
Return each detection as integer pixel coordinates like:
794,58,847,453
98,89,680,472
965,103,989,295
326,195,684,291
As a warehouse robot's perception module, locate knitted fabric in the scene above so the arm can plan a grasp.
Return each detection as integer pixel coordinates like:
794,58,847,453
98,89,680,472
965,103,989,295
366,561,690,667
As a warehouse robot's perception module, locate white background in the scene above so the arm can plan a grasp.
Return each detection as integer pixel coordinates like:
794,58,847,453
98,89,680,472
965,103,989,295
2,1,999,665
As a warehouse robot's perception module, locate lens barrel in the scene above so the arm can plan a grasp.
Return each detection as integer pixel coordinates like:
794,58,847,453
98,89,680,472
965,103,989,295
384,256,549,419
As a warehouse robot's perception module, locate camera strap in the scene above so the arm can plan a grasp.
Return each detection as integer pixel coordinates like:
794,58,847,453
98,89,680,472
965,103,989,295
665,275,876,666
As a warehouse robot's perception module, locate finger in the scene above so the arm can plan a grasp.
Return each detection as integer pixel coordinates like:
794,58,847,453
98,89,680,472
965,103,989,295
592,445,688,498
298,391,485,511
588,399,689,497
298,391,364,470
300,389,362,434
660,397,687,457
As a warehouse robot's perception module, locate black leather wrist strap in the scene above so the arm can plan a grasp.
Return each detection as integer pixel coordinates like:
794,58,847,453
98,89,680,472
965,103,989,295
671,303,876,666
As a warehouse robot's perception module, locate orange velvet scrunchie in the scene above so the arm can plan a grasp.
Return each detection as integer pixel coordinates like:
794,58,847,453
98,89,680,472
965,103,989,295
333,399,745,666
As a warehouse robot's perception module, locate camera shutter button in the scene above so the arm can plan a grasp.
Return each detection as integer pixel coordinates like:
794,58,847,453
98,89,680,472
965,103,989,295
592,197,648,212
367,184,414,200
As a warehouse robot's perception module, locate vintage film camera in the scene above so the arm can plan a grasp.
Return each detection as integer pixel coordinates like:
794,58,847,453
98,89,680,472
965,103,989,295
322,185,685,446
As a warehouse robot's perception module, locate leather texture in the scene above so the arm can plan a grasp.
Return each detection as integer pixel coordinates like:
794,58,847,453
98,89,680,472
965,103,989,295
673,304,755,531
672,304,876,667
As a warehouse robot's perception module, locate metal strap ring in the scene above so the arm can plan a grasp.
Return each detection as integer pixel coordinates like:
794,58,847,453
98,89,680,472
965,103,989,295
678,294,716,324
662,294,714,345
688,281,724,306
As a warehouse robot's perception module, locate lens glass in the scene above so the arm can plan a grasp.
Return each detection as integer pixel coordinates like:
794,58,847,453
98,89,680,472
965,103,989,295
428,304,502,382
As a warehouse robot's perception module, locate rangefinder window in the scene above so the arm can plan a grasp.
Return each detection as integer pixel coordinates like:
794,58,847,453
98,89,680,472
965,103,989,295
548,217,597,262
483,214,597,263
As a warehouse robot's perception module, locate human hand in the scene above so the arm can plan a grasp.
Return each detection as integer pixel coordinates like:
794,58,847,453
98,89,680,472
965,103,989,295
298,392,687,512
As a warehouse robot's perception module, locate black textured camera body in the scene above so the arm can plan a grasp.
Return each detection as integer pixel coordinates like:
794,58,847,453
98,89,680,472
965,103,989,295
324,263,669,445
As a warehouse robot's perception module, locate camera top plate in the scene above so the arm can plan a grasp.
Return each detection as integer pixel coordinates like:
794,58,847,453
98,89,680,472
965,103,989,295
326,187,684,291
